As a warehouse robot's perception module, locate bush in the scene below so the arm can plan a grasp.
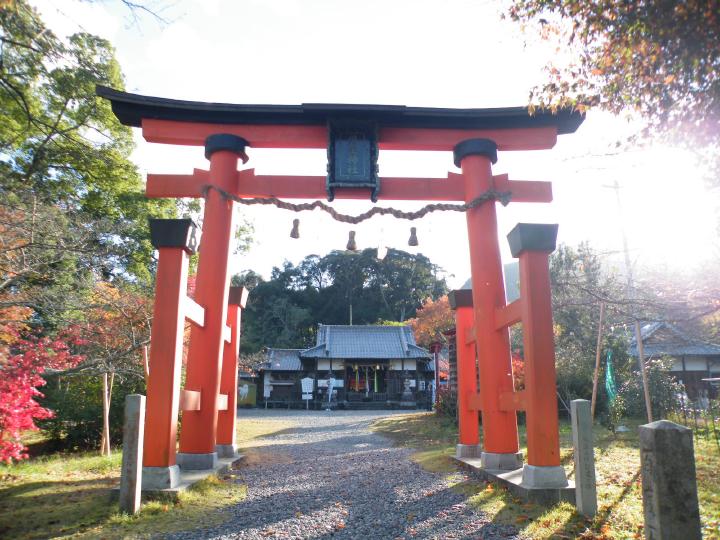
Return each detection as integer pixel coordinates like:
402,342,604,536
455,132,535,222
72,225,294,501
618,357,682,419
39,373,145,450
435,387,457,420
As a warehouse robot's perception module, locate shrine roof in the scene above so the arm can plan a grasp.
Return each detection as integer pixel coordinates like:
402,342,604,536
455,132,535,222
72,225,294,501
300,325,430,360
261,349,303,371
96,86,584,134
629,322,720,357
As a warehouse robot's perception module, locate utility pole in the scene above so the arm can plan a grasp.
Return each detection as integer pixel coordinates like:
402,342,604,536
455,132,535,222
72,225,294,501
606,180,653,423
590,301,605,419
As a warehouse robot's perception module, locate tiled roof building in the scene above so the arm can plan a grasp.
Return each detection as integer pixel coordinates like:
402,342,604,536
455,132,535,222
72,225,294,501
260,325,434,409
630,322,720,399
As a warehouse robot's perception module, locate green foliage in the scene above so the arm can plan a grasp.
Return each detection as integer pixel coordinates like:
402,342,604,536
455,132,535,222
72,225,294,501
508,0,720,177
238,248,447,352
549,243,630,414
434,387,457,420
39,373,144,450
603,393,626,433
618,357,682,420
0,1,175,302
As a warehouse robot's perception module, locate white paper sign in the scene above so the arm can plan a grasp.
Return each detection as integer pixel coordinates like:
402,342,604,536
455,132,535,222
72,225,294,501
302,393,313,400
301,377,314,393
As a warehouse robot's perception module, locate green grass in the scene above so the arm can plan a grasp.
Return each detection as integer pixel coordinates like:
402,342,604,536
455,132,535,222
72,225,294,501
0,417,292,539
372,413,720,539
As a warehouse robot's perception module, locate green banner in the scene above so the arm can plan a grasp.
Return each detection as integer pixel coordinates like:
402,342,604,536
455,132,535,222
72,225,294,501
605,349,618,404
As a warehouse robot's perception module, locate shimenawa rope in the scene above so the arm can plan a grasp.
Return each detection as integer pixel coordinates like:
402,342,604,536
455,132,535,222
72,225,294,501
200,184,511,224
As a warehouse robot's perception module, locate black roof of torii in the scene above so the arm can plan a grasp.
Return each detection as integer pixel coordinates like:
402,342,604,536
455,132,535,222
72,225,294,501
96,85,585,133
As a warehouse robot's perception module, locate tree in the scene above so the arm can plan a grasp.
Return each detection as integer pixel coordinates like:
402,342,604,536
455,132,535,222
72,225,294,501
508,0,720,175
237,249,448,353
38,281,153,451
548,243,632,412
0,2,230,453
407,295,454,348
0,1,175,334
0,327,84,462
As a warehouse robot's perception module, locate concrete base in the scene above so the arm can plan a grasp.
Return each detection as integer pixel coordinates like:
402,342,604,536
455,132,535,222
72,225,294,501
177,451,217,471
455,456,575,506
215,444,238,459
142,465,181,490
140,454,244,501
521,464,569,489
456,444,482,459
481,451,523,471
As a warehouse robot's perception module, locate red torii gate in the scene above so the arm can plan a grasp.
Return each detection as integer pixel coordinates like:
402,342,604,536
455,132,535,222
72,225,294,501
98,86,583,491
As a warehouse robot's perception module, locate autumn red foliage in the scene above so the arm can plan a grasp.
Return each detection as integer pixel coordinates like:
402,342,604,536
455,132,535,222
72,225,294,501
511,352,526,391
407,295,454,348
0,328,84,462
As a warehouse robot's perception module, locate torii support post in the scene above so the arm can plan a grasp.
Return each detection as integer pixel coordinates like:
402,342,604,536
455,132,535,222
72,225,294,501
508,223,568,488
455,139,521,470
178,135,247,470
449,290,481,458
216,286,249,458
142,219,200,490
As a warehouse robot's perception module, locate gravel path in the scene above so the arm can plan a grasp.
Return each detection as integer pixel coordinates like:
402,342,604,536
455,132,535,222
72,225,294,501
166,410,521,540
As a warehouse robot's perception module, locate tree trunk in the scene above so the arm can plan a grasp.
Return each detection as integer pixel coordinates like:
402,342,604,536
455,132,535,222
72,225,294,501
100,372,112,456
142,345,150,385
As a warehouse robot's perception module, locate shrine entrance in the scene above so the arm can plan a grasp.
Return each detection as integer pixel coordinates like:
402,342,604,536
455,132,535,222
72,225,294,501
346,365,387,396
98,85,584,491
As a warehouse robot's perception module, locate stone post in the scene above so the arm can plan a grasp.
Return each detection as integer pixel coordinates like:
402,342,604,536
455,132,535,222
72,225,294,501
639,420,702,540
120,394,145,514
571,399,597,516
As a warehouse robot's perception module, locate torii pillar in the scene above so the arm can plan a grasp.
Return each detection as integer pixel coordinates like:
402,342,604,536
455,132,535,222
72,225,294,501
177,134,247,470
216,286,249,458
449,289,480,458
509,223,567,487
142,218,200,489
455,139,522,470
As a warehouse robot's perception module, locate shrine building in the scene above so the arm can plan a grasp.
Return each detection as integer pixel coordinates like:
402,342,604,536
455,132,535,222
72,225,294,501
259,324,435,409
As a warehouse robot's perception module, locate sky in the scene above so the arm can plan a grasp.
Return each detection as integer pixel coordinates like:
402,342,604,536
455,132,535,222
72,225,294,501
31,0,720,288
